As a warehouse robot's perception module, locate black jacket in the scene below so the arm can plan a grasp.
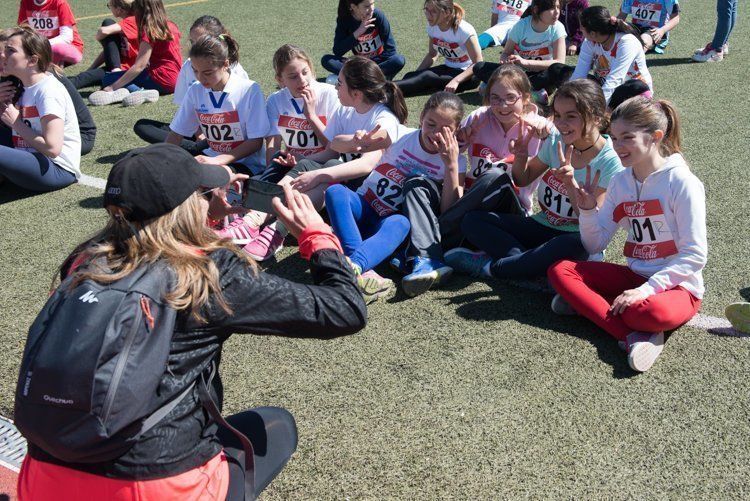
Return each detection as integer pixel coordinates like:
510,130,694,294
29,248,367,479
332,8,398,59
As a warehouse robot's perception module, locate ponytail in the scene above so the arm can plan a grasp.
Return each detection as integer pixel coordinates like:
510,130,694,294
383,82,408,124
522,0,557,21
189,15,227,37
611,96,682,156
579,6,640,40
424,0,463,32
189,33,240,67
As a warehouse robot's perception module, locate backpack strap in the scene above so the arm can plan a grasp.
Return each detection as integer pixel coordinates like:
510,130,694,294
198,364,256,501
137,380,197,438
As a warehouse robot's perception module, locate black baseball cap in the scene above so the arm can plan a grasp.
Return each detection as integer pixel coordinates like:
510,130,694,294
103,143,230,221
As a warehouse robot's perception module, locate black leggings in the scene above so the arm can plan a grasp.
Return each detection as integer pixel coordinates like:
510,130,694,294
133,118,209,156
395,64,479,98
220,406,298,500
473,62,575,94
69,19,126,90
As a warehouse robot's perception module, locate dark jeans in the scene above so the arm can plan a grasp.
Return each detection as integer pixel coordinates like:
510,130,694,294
473,62,575,93
462,211,587,279
321,52,406,80
220,407,297,500
101,69,165,94
395,64,479,98
69,19,124,90
133,118,209,156
0,145,76,192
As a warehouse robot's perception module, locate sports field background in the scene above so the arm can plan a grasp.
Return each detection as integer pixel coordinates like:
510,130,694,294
1,0,749,497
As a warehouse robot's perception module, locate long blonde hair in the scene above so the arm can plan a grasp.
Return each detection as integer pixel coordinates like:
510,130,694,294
64,193,255,323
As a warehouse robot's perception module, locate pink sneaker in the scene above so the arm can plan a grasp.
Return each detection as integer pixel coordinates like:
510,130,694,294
216,217,260,245
242,224,284,261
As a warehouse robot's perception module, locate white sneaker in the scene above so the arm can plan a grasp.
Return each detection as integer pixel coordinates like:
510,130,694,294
692,49,723,62
694,43,728,55
122,89,160,107
588,251,605,262
626,331,664,372
89,88,130,106
325,73,338,86
551,293,577,316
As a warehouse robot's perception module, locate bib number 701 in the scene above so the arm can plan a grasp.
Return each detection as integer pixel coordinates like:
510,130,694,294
285,129,319,148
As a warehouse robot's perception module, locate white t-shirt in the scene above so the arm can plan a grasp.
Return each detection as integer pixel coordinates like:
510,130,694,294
427,19,478,69
323,103,402,163
492,0,531,20
507,17,566,61
357,128,468,216
170,72,269,173
266,81,340,158
12,73,81,178
172,59,250,105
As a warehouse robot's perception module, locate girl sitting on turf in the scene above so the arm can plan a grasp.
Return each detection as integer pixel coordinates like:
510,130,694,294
265,44,340,169
223,56,407,263
478,0,530,50
0,26,80,192
88,0,182,107
17,0,84,67
325,91,467,301
395,0,482,98
445,79,623,281
473,0,571,103
69,0,138,90
133,15,249,155
404,65,548,290
570,6,653,104
165,33,269,176
616,0,680,54
321,0,406,81
548,97,706,373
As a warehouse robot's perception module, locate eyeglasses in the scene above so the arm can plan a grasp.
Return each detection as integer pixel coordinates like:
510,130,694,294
197,188,214,201
488,94,522,106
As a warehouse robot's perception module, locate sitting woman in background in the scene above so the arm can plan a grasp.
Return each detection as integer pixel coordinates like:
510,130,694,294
17,0,84,67
69,0,139,91
321,0,405,81
88,0,182,107
395,0,482,97
0,26,80,191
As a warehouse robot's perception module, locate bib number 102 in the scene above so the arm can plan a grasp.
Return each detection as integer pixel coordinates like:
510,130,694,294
201,123,234,141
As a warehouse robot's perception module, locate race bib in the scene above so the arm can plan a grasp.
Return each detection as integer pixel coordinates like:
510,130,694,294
359,162,407,216
614,199,677,260
467,143,504,189
27,13,59,35
12,106,42,150
631,1,662,27
198,111,244,153
432,38,469,66
278,115,326,157
494,0,530,17
354,30,384,58
538,170,577,226
516,44,552,61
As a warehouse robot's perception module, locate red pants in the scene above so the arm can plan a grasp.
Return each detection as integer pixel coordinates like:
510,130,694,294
548,260,701,341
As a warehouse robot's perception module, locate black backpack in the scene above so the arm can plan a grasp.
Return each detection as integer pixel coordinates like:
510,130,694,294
14,261,257,499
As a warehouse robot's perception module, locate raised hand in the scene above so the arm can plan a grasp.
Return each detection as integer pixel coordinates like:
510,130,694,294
300,85,317,119
456,112,489,145
352,124,387,152
508,115,532,157
551,140,576,187
567,44,578,56
272,151,298,169
610,288,648,315
575,164,602,210
433,126,460,167
0,81,18,105
353,16,376,38
272,183,325,239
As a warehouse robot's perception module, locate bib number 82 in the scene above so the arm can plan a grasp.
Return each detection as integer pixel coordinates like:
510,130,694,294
376,178,403,206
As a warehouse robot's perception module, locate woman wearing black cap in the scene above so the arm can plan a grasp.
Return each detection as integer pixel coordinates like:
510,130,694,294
16,143,367,500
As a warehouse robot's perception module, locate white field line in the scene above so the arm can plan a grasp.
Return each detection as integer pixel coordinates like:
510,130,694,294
73,173,746,338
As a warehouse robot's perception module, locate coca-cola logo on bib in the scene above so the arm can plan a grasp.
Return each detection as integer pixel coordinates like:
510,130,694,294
632,244,659,260
544,171,567,194
624,201,647,217
198,113,230,125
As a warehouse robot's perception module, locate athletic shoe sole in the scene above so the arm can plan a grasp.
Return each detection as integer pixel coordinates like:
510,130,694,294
122,89,160,107
360,280,396,305
627,332,664,372
244,243,283,262
401,267,453,298
550,293,577,316
89,88,129,106
725,303,750,334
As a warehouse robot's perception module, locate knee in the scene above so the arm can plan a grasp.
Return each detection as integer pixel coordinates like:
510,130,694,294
325,183,347,205
389,54,406,69
391,214,411,235
321,54,335,65
100,18,117,27
547,259,577,286
255,406,298,457
460,210,489,236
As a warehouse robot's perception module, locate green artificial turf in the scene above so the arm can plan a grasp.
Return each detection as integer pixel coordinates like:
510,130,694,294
0,0,749,497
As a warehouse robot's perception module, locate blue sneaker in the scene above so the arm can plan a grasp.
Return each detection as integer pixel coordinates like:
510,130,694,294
401,257,453,297
389,248,410,275
444,248,491,277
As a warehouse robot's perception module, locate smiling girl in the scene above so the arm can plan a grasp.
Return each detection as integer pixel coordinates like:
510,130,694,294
165,33,269,175
548,97,706,372
395,0,482,97
445,79,622,281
